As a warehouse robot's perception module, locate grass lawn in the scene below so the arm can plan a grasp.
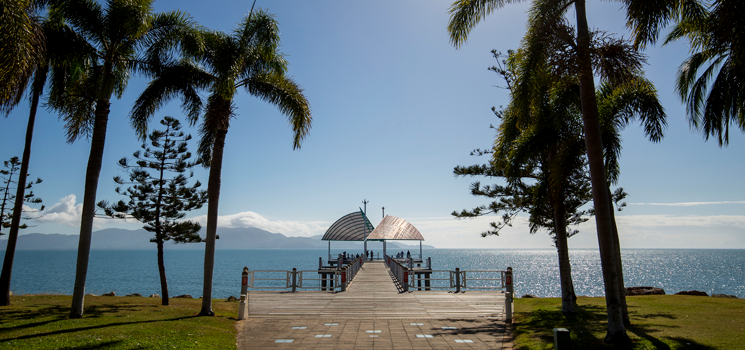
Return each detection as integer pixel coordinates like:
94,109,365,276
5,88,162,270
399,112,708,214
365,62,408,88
0,295,238,349
513,295,745,350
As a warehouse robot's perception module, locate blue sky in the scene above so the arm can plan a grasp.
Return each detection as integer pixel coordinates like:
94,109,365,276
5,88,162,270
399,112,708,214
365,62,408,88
1,0,743,249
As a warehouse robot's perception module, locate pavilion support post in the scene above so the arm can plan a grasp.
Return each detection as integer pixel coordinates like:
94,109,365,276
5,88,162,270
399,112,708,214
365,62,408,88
328,241,331,262
419,241,422,259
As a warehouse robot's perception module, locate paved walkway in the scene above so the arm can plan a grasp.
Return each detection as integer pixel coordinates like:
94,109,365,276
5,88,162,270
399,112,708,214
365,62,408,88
237,260,513,349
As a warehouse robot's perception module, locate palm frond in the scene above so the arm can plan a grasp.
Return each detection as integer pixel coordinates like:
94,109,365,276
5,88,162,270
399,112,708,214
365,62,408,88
130,61,212,139
0,0,46,115
447,0,520,49
244,72,312,149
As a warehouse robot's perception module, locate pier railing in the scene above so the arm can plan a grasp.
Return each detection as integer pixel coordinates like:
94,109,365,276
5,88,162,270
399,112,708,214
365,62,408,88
242,257,364,292
384,255,514,293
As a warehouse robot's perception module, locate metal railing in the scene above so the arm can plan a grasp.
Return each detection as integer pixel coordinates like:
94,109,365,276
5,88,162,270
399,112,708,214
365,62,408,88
237,264,514,322
385,254,411,292
241,257,365,292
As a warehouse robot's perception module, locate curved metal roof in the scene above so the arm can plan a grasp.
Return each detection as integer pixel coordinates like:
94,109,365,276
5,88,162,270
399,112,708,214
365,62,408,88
321,209,375,241
366,215,424,241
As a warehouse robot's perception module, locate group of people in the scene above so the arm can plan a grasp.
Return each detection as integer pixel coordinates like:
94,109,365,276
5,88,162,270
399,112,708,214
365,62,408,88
339,250,376,261
395,250,411,259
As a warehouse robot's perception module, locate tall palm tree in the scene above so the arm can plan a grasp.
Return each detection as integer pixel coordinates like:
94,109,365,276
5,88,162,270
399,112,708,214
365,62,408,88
487,45,663,315
0,1,84,306
449,2,625,340
0,0,45,307
448,2,668,340
45,0,196,319
130,9,312,316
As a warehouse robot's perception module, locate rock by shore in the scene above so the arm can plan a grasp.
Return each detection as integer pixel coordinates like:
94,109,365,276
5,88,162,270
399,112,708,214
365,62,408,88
102,292,116,297
711,293,738,299
173,294,192,299
626,286,665,296
675,290,708,296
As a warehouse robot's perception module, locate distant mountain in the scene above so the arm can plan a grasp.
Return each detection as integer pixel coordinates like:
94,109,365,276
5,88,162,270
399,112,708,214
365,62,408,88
0,227,436,250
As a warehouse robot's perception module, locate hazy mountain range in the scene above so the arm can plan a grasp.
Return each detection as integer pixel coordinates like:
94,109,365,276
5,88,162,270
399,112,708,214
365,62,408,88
0,227,436,250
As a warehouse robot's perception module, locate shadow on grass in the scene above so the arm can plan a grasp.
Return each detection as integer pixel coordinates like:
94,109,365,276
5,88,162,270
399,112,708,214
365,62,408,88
56,340,137,350
0,310,199,343
0,302,160,334
0,304,70,331
512,303,718,350
513,304,607,349
627,327,717,350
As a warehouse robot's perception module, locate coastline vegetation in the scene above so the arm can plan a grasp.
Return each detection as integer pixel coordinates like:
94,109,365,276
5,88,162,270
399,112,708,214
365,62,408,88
0,294,238,349
514,295,745,349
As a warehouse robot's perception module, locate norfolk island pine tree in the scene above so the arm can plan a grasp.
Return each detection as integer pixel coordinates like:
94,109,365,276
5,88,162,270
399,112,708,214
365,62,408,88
98,116,207,306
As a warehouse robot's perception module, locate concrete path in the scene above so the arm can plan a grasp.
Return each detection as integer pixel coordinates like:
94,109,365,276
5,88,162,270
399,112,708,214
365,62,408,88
237,260,513,349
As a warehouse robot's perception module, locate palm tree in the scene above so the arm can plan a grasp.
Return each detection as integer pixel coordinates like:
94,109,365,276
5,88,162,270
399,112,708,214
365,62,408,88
662,1,744,146
45,0,197,319
0,0,45,307
129,9,311,316
448,2,670,338
0,1,83,306
448,1,634,341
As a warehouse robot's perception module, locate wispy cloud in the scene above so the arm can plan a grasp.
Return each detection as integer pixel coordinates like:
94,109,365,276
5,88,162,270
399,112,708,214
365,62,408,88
190,211,330,237
629,201,745,207
405,214,745,249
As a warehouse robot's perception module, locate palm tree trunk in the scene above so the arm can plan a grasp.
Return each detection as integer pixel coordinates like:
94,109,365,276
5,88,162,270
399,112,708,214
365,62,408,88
157,240,169,306
608,187,629,325
0,74,43,306
70,100,110,319
574,0,629,343
552,194,574,314
199,127,227,316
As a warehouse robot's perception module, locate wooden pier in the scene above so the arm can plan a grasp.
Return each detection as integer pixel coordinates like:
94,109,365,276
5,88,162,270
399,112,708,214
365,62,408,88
238,260,513,349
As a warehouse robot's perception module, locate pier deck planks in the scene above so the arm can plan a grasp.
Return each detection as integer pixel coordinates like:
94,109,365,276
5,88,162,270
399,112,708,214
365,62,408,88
239,260,512,349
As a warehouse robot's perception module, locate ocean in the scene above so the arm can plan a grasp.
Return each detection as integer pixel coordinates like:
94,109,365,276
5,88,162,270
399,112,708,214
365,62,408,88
3,249,744,299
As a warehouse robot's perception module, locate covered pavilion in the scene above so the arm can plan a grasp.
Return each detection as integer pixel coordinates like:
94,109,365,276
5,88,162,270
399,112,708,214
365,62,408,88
366,215,425,259
321,211,426,261
321,208,374,261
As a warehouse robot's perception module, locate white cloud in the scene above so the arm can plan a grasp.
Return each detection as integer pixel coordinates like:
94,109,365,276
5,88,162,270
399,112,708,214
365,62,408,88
32,196,330,237
190,211,329,237
36,194,83,227
629,201,745,207
35,194,108,229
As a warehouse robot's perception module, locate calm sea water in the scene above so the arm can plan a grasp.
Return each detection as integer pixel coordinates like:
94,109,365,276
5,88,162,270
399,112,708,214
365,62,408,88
3,249,744,299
